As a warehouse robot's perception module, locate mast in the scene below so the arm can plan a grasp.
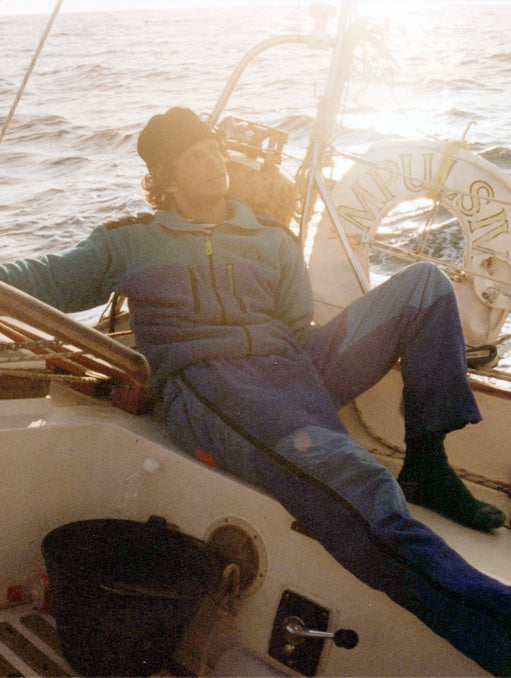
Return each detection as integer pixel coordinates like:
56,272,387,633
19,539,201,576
298,0,357,240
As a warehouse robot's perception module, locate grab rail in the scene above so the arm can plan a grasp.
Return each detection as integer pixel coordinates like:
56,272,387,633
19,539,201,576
209,34,313,127
0,281,151,387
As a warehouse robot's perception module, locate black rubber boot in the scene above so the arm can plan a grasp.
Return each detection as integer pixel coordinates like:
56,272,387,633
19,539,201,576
398,432,505,531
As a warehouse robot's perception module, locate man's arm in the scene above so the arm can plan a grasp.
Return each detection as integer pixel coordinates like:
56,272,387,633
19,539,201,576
0,227,115,313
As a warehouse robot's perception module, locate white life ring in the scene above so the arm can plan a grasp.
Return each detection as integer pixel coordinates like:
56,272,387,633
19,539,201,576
309,139,511,346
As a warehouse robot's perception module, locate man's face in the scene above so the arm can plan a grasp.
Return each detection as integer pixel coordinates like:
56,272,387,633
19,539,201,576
168,137,229,211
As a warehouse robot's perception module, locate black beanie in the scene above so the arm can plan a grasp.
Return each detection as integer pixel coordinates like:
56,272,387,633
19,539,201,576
137,107,214,175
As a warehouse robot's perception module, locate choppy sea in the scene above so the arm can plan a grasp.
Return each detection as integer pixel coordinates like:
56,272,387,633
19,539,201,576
1,0,511,364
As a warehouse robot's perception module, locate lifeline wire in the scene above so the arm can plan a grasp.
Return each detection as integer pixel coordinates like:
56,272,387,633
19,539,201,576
0,0,64,145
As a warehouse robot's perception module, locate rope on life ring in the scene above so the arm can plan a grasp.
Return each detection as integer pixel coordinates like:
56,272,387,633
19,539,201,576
309,138,511,347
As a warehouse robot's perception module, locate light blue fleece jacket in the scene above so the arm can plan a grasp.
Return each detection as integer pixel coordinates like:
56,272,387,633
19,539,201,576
0,200,313,392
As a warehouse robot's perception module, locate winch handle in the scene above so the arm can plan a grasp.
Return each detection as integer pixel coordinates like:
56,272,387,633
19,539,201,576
285,616,359,649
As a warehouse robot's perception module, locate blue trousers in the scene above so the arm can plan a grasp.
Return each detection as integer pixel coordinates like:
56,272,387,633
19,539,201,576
162,263,510,675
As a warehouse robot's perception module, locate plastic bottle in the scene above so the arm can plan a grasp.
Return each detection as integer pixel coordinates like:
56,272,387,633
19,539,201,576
25,571,50,610
112,457,161,518
0,582,25,609
0,570,50,610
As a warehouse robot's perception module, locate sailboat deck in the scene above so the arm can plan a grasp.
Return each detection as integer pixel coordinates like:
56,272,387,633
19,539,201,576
407,505,511,585
0,605,194,678
0,606,75,678
0,394,508,678
2,515,510,678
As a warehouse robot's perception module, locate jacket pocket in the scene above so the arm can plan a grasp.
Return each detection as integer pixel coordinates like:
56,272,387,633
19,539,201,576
188,266,201,314
227,263,247,312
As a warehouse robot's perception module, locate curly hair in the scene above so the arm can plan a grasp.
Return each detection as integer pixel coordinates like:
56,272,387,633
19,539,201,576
141,170,177,210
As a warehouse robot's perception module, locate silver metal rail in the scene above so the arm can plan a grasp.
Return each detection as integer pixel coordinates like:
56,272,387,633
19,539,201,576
209,34,315,127
208,3,341,125
0,281,150,387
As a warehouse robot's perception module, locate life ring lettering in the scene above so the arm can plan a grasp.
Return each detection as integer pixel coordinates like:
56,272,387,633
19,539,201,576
309,139,511,345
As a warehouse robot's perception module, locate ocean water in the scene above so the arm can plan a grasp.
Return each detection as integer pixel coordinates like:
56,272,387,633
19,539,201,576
1,0,511,355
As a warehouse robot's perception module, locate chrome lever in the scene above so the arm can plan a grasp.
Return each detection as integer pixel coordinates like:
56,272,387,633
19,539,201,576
285,616,359,649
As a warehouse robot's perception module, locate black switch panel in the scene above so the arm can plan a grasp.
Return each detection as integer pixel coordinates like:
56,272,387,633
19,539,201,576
268,589,329,676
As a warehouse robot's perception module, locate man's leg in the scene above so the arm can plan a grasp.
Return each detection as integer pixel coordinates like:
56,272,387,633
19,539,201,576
163,369,410,525
307,262,505,529
161,373,511,676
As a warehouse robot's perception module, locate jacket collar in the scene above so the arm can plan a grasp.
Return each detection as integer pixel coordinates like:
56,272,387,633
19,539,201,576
154,199,263,234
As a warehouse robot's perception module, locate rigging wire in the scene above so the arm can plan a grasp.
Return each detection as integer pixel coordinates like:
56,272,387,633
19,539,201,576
0,0,64,145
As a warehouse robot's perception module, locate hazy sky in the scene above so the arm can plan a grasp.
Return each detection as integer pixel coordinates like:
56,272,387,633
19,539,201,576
0,0,294,13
